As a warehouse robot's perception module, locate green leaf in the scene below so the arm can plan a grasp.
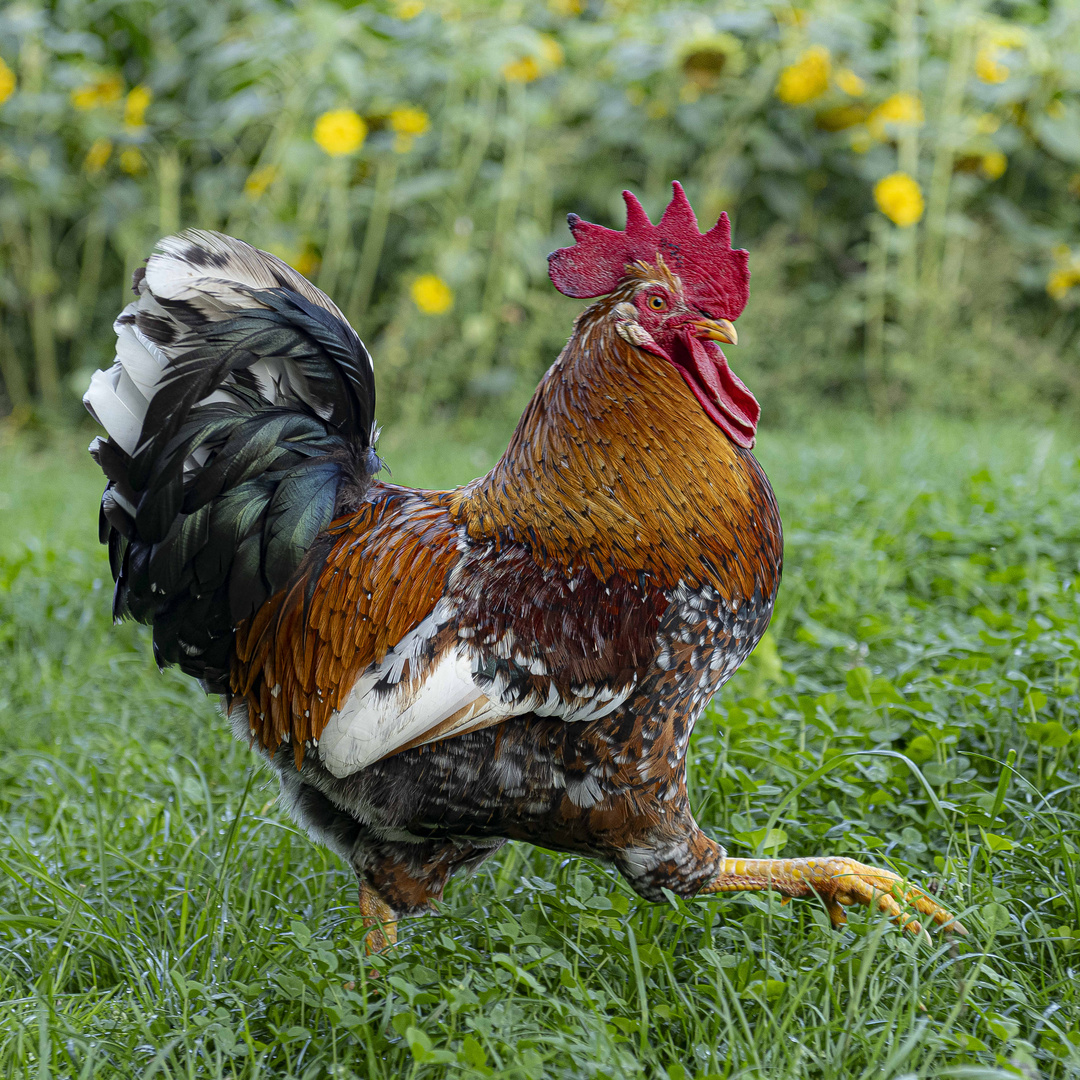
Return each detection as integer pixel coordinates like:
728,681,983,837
459,1035,487,1068
747,827,788,855
981,903,1012,933
846,666,873,702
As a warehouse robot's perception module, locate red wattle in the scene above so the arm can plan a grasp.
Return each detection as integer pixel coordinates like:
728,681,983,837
670,332,759,448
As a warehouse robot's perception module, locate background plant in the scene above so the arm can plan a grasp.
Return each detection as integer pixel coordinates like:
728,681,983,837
1,0,1080,429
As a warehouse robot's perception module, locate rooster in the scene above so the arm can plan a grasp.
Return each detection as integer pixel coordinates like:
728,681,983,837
84,183,964,950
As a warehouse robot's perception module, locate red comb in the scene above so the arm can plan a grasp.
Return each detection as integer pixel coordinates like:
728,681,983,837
547,181,750,320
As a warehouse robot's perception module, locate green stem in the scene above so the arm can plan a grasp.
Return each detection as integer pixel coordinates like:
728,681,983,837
930,221,968,364
73,212,107,372
318,158,350,303
921,13,973,359
473,82,527,375
452,79,497,210
865,216,890,418
29,209,60,409
699,57,781,220
255,40,335,225
895,0,920,338
0,310,32,413
895,0,920,178
346,155,398,331
158,148,182,237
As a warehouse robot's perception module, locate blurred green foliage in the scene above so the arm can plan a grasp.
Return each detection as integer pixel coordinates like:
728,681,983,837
2,0,1080,426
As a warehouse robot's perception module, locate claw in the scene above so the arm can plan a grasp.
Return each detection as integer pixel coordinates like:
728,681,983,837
700,855,967,939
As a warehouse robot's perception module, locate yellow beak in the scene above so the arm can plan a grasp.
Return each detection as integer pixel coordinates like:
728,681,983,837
692,318,738,346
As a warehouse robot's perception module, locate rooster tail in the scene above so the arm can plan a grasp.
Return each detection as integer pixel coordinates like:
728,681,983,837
84,230,378,691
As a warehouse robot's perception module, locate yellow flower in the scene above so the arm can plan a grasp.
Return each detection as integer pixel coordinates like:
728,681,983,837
313,109,367,157
776,45,831,106
390,107,430,137
394,0,424,17
834,68,866,97
71,85,98,110
244,164,278,200
981,150,1007,180
124,85,152,128
867,92,924,139
1047,267,1080,301
547,0,582,14
96,74,124,105
1047,246,1080,300
0,58,16,106
71,73,124,111
538,34,565,70
874,172,924,228
293,249,320,278
502,56,541,84
872,92,923,125
390,110,428,154
83,138,112,175
119,147,144,175
411,274,453,315
975,113,1000,135
975,46,1009,84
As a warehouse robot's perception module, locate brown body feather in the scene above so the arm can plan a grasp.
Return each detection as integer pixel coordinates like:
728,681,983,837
228,287,782,908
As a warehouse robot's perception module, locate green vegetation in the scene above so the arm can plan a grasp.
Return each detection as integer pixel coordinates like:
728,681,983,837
2,0,1080,427
2,418,1078,1078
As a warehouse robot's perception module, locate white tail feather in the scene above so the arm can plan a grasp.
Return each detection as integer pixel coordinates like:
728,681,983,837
147,230,350,324
83,229,368,460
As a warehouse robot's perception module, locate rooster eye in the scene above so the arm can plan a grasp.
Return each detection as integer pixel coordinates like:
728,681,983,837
647,295,667,311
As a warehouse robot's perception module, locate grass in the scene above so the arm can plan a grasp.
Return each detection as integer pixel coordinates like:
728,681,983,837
1,415,1079,1079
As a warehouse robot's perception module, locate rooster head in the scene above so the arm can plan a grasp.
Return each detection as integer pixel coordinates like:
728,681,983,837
548,182,758,448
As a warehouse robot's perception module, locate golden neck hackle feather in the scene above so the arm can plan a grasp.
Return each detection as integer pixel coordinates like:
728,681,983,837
451,269,781,603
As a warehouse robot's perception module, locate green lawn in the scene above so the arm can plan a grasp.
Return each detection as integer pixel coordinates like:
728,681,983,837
1,417,1078,1079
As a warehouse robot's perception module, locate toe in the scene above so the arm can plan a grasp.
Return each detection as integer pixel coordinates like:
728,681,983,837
818,858,962,938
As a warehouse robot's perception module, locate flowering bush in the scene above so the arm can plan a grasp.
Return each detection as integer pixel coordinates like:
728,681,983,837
0,0,1078,423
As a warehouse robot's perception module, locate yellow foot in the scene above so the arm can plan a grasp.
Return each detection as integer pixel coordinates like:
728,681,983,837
700,855,967,938
358,881,398,956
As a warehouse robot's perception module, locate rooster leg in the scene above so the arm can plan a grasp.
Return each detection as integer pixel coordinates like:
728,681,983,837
353,837,505,956
699,856,967,938
357,881,398,955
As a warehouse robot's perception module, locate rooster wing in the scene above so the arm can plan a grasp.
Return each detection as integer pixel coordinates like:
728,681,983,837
232,487,660,776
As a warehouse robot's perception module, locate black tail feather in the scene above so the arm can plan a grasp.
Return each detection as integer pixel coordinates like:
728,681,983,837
84,230,378,691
